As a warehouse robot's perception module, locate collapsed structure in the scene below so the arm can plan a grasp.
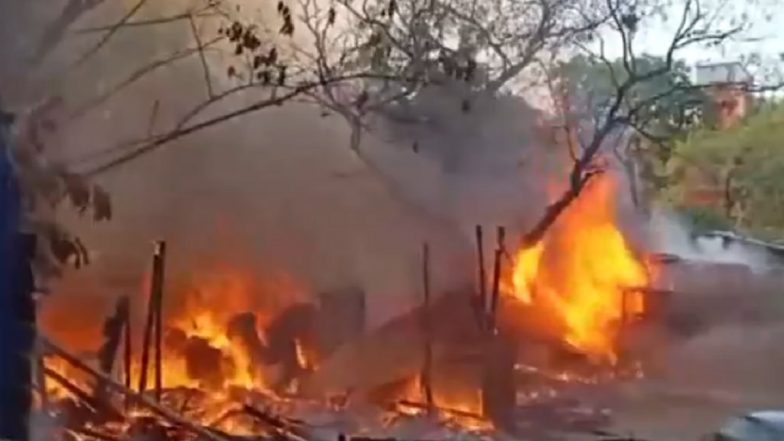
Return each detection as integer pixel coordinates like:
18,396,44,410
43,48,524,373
33,170,672,441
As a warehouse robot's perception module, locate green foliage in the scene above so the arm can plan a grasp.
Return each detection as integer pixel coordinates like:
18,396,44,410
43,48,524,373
668,103,784,240
553,54,706,141
675,205,734,233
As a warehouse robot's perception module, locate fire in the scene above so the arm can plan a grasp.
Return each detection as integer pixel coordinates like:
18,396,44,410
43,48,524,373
40,265,309,423
154,269,263,392
507,176,649,363
393,375,491,432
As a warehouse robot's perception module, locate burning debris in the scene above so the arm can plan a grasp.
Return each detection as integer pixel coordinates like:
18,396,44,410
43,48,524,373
503,176,651,364
33,174,664,441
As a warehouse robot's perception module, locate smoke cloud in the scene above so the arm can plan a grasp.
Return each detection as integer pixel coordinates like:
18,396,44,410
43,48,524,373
1,0,556,332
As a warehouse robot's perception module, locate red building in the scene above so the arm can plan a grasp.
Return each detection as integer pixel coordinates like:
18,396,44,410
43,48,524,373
695,62,754,129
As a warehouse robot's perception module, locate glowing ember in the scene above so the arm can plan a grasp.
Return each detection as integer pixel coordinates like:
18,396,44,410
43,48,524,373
393,375,492,432
506,175,650,363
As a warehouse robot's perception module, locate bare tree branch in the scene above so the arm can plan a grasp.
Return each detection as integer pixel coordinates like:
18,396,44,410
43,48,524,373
32,0,107,66
188,12,214,99
80,71,417,176
69,36,223,120
72,8,216,34
74,0,151,67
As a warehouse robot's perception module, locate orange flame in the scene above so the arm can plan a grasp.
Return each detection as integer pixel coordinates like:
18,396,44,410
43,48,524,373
40,264,309,429
507,176,649,363
393,375,491,432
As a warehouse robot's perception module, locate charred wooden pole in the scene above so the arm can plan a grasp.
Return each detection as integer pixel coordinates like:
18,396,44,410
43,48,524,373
483,227,516,430
488,227,507,332
420,242,434,414
138,241,166,400
489,227,506,330
0,111,36,441
474,225,486,327
489,249,502,329
152,241,166,402
138,287,154,393
123,301,132,409
497,226,506,255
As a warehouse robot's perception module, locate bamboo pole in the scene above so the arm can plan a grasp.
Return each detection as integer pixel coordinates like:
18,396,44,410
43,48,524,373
40,337,228,441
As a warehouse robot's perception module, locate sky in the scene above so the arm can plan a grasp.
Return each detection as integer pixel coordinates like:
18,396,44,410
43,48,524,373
597,0,784,85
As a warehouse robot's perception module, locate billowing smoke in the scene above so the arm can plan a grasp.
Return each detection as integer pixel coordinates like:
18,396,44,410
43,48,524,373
646,210,771,269
612,209,784,438
1,1,555,333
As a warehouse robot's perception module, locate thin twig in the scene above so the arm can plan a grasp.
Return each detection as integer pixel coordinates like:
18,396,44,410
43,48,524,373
81,72,416,177
74,0,151,67
73,9,216,34
188,12,214,98
69,36,222,120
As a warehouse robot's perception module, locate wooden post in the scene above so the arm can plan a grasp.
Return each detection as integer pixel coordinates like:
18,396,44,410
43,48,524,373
421,243,434,414
489,227,506,330
496,226,506,256
152,241,166,402
124,299,132,410
489,249,502,330
138,240,166,400
138,286,153,394
475,225,486,321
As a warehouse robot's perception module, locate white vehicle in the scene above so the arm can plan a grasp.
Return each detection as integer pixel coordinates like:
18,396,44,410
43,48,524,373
707,411,784,441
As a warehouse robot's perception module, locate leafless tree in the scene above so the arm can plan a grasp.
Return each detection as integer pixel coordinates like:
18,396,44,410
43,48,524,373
519,0,783,246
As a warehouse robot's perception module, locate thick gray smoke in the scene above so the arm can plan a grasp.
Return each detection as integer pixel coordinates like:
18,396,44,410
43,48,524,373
1,0,555,329
610,209,784,438
646,210,771,269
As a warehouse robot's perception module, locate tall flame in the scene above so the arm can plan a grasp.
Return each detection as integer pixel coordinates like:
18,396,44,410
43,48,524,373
508,176,649,363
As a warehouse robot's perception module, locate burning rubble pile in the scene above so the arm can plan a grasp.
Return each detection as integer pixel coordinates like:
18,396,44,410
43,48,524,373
36,175,660,441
